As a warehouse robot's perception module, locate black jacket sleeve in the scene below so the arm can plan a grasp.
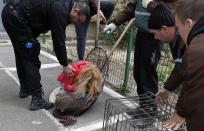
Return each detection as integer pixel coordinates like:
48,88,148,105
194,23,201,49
163,66,183,92
50,1,68,66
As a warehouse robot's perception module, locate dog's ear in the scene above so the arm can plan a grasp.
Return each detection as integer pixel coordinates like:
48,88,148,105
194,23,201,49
73,63,102,99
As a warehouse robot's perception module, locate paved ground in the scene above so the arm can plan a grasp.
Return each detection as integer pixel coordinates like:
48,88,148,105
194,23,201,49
0,41,121,131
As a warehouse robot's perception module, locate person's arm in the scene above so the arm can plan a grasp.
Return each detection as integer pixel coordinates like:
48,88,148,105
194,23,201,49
156,37,185,102
163,66,183,92
89,0,110,23
112,0,136,26
103,0,136,34
164,35,185,91
50,2,68,67
143,0,178,12
175,87,186,117
175,37,203,118
156,66,183,102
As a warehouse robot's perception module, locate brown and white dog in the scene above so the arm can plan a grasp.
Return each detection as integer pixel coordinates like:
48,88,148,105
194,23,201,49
49,61,102,119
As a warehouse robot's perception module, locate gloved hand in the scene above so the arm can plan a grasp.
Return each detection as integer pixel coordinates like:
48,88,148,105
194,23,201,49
63,65,76,77
142,0,153,8
103,23,116,34
156,88,170,103
163,113,185,130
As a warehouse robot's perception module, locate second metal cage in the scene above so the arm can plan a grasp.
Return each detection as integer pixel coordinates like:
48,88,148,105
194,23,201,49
102,92,186,131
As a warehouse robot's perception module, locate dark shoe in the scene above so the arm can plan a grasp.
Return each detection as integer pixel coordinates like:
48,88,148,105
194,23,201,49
19,90,30,98
30,96,54,111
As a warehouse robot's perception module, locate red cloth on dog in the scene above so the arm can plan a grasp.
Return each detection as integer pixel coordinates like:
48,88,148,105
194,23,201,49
57,60,90,92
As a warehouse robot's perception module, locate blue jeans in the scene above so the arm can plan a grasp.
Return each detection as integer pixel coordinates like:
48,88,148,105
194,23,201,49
75,0,114,60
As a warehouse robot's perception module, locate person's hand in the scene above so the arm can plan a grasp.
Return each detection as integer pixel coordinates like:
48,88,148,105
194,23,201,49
142,0,153,8
99,10,106,23
163,113,185,130
156,88,170,103
103,23,116,34
63,65,75,77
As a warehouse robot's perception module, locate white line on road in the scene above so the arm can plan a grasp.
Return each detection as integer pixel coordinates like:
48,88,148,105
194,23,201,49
67,119,104,131
0,62,20,85
0,49,137,131
0,42,142,130
0,63,60,71
42,110,65,130
0,61,65,130
40,50,58,62
0,40,12,46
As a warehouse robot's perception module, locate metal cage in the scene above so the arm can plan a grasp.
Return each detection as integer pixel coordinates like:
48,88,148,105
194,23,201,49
102,92,186,131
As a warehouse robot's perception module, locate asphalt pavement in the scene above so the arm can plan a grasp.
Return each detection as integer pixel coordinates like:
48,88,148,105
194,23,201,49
0,41,118,131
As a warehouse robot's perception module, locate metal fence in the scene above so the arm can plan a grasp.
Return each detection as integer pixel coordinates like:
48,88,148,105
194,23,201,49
39,0,175,97
96,24,174,97
40,20,175,97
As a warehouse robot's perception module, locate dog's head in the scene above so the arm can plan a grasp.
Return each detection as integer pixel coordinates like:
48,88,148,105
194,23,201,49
55,94,74,113
73,63,103,99
54,63,102,115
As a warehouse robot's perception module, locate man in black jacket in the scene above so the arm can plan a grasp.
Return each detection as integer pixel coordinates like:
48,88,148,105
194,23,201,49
1,0,90,111
148,3,186,129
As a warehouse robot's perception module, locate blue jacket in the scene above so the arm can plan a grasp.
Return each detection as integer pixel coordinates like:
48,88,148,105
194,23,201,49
135,0,150,32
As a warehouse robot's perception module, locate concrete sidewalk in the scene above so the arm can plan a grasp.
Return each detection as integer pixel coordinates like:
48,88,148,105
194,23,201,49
0,42,122,131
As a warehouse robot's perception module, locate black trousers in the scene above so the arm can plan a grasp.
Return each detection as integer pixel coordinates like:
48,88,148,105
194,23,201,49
2,4,42,95
133,30,161,96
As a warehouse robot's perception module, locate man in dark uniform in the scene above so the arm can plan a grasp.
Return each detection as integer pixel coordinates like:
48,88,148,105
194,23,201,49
1,0,90,111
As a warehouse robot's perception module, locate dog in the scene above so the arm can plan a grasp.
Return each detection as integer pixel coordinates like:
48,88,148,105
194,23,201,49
49,60,102,119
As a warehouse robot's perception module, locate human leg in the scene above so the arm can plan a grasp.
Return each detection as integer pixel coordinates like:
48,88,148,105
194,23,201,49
100,0,114,22
1,4,30,98
13,46,30,98
75,20,89,60
2,5,53,110
133,30,161,116
15,39,53,111
133,30,161,95
74,0,114,60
